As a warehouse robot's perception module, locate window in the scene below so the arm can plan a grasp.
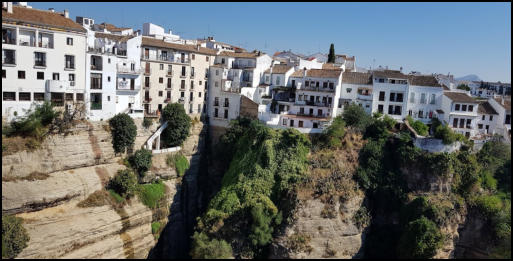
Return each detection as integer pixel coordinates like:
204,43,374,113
37,71,44,80
418,110,424,118
199,81,202,86
198,92,202,97
379,91,385,101
420,93,426,104
462,104,467,111
181,91,185,98
276,76,280,85
329,82,334,89
215,81,219,87
76,93,84,101
191,81,194,89
159,91,163,97
214,97,219,106
478,124,483,129
181,80,186,89
34,52,46,67
466,119,472,129
390,93,396,102
190,92,194,101
90,93,102,110
2,69,5,78
3,92,16,101
305,81,309,87
459,119,465,128
455,104,460,111
396,93,403,102
191,67,195,77
108,58,111,64
430,94,436,104
206,56,209,62
106,76,111,82
2,28,16,44
489,115,493,121
323,82,328,88
214,108,218,117
468,105,473,112
221,58,225,64
69,74,75,84
160,64,164,70
90,73,102,89
18,71,25,79
192,54,195,60
290,119,294,127
453,118,458,128
19,92,30,101
224,109,228,119
299,121,303,128
224,98,229,107
482,115,485,120
346,88,352,93
265,75,270,82
388,105,393,114
215,69,219,76
282,119,287,126
181,66,186,76
2,49,16,65
198,104,201,113
410,93,415,103
34,93,44,101
394,106,402,115
378,104,384,113
66,93,74,101
159,77,163,83
66,37,73,45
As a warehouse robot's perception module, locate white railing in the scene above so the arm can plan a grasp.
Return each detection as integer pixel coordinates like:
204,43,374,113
117,64,142,74
46,80,78,92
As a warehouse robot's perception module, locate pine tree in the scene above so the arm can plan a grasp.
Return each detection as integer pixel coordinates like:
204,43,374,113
328,43,335,63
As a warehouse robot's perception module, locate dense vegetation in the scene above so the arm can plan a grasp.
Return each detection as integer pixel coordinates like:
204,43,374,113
109,113,137,154
430,118,466,145
191,118,310,258
406,115,428,136
161,103,191,147
166,152,190,177
2,215,30,258
108,169,138,199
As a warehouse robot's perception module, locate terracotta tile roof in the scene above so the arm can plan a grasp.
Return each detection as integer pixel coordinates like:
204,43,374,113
273,51,282,56
269,64,293,74
290,69,304,78
2,6,86,33
494,97,511,111
98,23,131,32
373,70,407,79
94,32,135,42
407,75,442,87
444,92,479,103
141,37,217,56
342,72,372,85
218,51,265,58
478,101,498,115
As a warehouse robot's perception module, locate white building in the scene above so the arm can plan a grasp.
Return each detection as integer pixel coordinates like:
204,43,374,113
198,36,245,52
2,3,87,121
440,92,480,138
488,97,511,141
406,75,445,124
371,70,409,121
471,81,511,98
339,72,373,114
208,51,272,128
476,101,499,137
76,17,143,121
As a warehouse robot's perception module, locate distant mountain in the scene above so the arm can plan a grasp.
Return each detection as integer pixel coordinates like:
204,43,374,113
455,74,481,82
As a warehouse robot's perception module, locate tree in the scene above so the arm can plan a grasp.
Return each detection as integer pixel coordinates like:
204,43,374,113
328,43,335,63
190,232,233,259
161,103,191,147
456,84,470,91
108,169,138,199
342,103,372,131
2,215,30,259
398,216,443,258
321,116,346,148
129,149,153,178
109,113,137,154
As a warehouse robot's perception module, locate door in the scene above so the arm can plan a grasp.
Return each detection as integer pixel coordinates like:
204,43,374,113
144,48,149,59
130,78,135,90
298,121,303,127
158,104,162,112
292,80,296,88
145,63,150,74
289,120,294,127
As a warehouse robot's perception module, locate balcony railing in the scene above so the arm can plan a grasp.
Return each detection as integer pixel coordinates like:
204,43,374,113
46,80,79,92
178,97,185,104
19,40,35,47
295,112,329,118
117,82,140,91
143,98,152,103
38,42,53,48
357,93,372,101
90,64,102,71
165,98,171,103
117,64,142,74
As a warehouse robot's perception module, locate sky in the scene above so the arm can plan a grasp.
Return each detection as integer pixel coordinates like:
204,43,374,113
30,2,511,82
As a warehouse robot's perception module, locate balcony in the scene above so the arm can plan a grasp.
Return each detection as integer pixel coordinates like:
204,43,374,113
90,102,102,110
295,112,329,119
19,39,36,47
297,84,335,92
37,41,54,49
357,93,372,101
165,98,171,103
117,81,140,91
45,80,77,93
144,83,150,89
116,50,127,57
144,68,152,76
178,97,185,104
302,100,331,107
166,71,173,77
90,64,102,71
143,98,152,103
117,64,142,75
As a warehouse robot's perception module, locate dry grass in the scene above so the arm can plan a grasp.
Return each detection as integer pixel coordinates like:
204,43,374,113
95,167,110,187
77,190,112,208
2,136,42,156
2,171,50,182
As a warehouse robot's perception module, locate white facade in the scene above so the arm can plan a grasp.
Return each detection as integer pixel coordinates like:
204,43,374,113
142,23,180,42
2,4,87,121
440,92,480,138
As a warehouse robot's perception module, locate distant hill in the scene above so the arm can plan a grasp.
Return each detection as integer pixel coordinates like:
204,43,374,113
455,74,481,82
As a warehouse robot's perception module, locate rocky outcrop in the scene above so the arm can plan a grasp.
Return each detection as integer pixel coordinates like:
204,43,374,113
271,195,367,259
453,210,493,258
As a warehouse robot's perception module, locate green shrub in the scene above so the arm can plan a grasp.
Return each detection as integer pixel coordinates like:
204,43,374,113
383,114,397,130
6,101,59,139
457,84,471,91
353,206,371,229
129,149,153,178
321,116,346,148
364,119,390,140
406,116,428,136
167,153,189,177
108,169,138,199
342,103,372,131
142,117,153,129
151,221,161,235
473,195,503,217
108,189,125,203
109,113,137,154
161,103,191,147
137,181,165,209
398,216,443,258
190,232,233,259
2,215,30,259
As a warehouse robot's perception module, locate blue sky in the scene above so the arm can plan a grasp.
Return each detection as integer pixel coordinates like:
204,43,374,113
31,2,511,82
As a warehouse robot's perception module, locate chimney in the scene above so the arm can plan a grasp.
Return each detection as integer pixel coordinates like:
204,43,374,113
6,2,13,13
196,45,200,51
501,98,504,105
63,9,69,18
49,8,54,12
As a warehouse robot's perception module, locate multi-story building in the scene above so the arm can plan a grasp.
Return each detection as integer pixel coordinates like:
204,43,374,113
140,37,217,117
476,101,499,136
488,97,511,141
405,75,445,124
339,72,373,114
471,81,511,98
371,70,409,121
440,92,480,138
76,17,143,120
207,51,272,128
2,3,87,121
198,36,245,52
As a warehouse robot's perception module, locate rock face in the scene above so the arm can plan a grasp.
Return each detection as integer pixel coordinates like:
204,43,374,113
453,210,493,258
271,195,367,259
1,119,185,259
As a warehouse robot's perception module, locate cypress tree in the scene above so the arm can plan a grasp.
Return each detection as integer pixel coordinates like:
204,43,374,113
328,43,335,63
